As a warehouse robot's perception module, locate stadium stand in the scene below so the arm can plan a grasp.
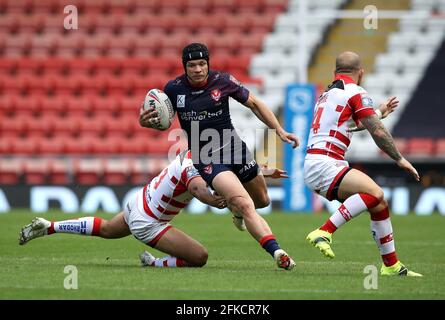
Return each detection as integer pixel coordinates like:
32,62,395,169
1,0,444,185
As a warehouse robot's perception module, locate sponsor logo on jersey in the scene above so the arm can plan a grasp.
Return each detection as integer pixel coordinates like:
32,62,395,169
239,160,256,174
179,109,222,121
186,166,199,180
203,165,213,175
191,90,204,95
211,89,221,102
177,95,186,108
361,95,373,108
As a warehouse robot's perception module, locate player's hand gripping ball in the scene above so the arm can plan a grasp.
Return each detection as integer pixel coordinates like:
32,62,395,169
143,89,175,130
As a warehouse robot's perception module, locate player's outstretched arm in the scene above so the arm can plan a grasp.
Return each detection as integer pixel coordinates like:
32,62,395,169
349,96,399,132
187,177,227,209
243,93,300,149
361,114,420,181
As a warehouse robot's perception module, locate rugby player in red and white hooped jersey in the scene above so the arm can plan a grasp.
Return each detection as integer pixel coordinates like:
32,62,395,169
19,150,288,268
304,51,422,276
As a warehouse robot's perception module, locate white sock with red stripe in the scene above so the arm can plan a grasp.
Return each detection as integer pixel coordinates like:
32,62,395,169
150,256,186,268
320,193,380,233
47,217,103,236
370,207,398,267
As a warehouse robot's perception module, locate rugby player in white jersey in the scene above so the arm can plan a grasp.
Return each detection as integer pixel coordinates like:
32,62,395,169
19,151,288,269
304,51,422,276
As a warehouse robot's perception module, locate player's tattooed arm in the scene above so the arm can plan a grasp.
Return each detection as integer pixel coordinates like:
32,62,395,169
361,114,402,161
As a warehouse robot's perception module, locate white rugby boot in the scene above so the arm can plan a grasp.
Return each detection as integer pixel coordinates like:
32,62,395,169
139,250,156,267
274,249,296,271
232,213,246,231
19,217,51,245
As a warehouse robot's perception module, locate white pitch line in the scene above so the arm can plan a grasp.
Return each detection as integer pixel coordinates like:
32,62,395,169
0,284,443,297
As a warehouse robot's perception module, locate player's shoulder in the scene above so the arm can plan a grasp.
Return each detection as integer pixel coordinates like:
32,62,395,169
210,70,241,85
164,74,187,91
344,82,368,97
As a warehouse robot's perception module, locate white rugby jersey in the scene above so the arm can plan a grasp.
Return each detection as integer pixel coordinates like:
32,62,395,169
306,74,376,160
142,150,200,222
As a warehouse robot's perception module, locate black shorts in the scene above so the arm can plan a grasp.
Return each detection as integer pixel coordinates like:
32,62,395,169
193,140,259,188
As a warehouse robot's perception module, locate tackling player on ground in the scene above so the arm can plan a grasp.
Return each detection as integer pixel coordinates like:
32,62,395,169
19,151,287,269
304,51,422,277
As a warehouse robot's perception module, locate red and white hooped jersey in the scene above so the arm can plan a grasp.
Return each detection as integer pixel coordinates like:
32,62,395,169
306,74,376,160
142,150,200,222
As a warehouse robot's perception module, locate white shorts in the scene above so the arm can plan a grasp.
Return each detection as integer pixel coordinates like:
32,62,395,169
123,188,172,247
304,154,351,201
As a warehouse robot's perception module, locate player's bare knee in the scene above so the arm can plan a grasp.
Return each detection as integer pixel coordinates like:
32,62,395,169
254,194,270,209
190,248,208,267
372,188,385,203
229,196,254,216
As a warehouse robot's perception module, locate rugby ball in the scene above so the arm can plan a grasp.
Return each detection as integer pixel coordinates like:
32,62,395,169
143,89,175,130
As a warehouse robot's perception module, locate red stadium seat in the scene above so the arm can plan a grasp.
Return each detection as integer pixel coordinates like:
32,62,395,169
161,34,189,56
89,136,121,154
105,115,135,138
0,158,23,184
185,0,211,14
146,13,178,33
211,0,236,14
120,14,149,34
65,136,94,154
42,57,68,75
0,58,17,75
0,136,13,154
130,158,154,185
118,97,140,116
66,98,93,117
108,35,137,58
407,138,435,157
248,13,276,33
235,0,265,14
435,138,445,157
16,57,43,75
134,33,164,56
78,116,106,138
11,137,40,155
48,158,71,185
68,58,95,75
52,115,81,137
118,136,148,154
92,97,120,117
39,96,68,116
103,158,131,185
10,96,41,116
0,116,28,137
95,57,122,75
73,158,104,184
26,115,54,138
120,57,149,76
38,137,66,154
159,0,186,14
225,15,250,33
24,158,50,184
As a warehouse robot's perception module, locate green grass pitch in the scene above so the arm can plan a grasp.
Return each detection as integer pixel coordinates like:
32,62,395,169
0,210,444,299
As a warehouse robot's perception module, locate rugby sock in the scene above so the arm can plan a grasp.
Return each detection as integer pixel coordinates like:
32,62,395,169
47,217,103,236
259,234,280,258
150,257,186,268
370,206,398,267
320,193,380,233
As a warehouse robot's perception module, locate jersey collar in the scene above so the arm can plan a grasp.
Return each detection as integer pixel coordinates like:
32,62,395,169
334,74,356,84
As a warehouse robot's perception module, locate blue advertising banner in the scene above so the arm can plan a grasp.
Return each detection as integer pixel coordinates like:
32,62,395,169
283,84,315,212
